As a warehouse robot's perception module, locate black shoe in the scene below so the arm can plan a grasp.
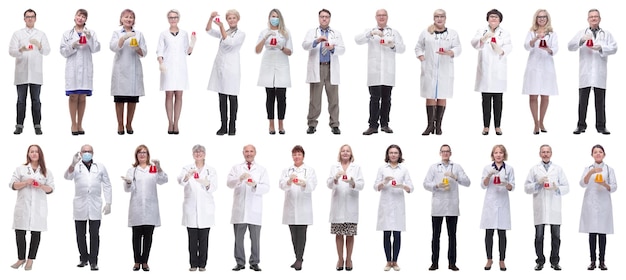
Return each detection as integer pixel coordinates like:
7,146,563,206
599,262,607,270
232,264,245,271
448,264,459,271
495,128,503,135
362,127,378,135
331,127,341,135
588,262,596,270
573,127,586,134
307,126,316,134
551,264,561,271
534,263,544,271
380,126,393,133
133,263,140,271
428,264,438,270
597,128,611,135
77,261,88,267
279,130,285,135
34,127,43,135
90,264,99,271
13,125,24,135
216,127,227,135
250,264,262,271
72,131,80,136
269,130,276,135
141,263,150,271
78,130,85,135
118,131,125,135
126,129,133,135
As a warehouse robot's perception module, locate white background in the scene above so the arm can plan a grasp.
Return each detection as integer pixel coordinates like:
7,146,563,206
1,0,623,279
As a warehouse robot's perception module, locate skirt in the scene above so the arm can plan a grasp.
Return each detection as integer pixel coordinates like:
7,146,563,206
330,223,357,236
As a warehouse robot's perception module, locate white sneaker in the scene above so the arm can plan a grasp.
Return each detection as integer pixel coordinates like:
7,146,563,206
384,264,392,271
392,264,401,271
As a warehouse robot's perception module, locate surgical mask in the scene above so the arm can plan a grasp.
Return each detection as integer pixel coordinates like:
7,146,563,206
82,152,93,162
270,17,280,27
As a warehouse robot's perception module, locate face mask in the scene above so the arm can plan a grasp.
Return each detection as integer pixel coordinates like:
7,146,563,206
82,152,93,162
270,17,280,27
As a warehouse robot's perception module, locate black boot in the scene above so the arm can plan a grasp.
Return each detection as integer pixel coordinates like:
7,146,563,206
422,105,436,135
227,95,238,136
216,121,227,135
13,124,24,135
435,105,446,135
216,94,228,135
228,120,236,135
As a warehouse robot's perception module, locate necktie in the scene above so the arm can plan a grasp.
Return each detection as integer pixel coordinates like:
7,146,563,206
321,29,328,56
247,162,251,170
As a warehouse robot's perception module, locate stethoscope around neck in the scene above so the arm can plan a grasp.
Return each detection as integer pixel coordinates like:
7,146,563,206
315,27,335,39
585,27,605,39
78,162,99,174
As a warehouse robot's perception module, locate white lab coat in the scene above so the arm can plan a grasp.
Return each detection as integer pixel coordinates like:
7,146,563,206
374,163,414,231
414,28,461,99
480,162,515,230
302,27,345,84
579,163,617,234
355,26,406,86
109,29,147,97
523,162,570,225
177,164,218,228
64,161,112,221
326,162,364,223
9,164,55,231
124,165,168,227
207,28,245,95
522,31,559,95
9,27,51,85
257,29,292,88
279,164,317,225
471,26,512,93
226,161,270,225
567,28,618,88
156,30,190,91
423,161,471,216
60,27,101,91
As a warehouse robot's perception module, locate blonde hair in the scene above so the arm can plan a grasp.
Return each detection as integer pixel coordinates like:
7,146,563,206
336,144,354,162
267,8,288,39
530,9,553,33
427,9,446,34
490,144,508,161
226,9,240,20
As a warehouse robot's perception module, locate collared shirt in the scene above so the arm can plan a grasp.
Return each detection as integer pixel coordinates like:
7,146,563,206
312,26,332,63
542,161,551,171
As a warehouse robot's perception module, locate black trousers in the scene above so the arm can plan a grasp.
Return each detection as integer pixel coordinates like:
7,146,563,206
577,87,606,130
132,225,155,263
481,93,502,128
75,220,101,264
218,93,238,122
485,229,506,260
431,216,458,265
16,84,42,125
368,85,392,128
289,225,307,261
266,87,287,119
589,233,607,262
383,230,401,262
534,224,560,265
15,230,41,260
187,227,210,268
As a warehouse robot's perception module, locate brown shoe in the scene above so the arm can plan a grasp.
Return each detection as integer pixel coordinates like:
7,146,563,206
362,127,378,135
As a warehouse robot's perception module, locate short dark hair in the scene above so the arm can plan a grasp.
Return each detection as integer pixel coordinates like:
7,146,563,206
486,9,503,22
319,9,331,17
292,145,305,157
591,144,605,156
24,9,36,17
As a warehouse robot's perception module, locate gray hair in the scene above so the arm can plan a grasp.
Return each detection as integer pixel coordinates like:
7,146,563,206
192,144,205,153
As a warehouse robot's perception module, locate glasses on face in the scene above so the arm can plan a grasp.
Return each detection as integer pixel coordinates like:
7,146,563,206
25,16,36,19
588,15,600,19
434,15,446,19
319,15,330,19
489,15,500,19
168,16,179,20
376,14,388,17
81,150,93,153
537,16,548,19
193,150,205,154
440,150,451,153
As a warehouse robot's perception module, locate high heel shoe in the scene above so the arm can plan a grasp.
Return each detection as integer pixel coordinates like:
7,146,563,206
269,130,276,135
499,261,506,271
336,260,344,271
345,260,353,271
133,263,140,271
142,263,150,271
11,259,25,269
24,259,33,271
484,259,493,270
495,128,503,136
482,127,489,135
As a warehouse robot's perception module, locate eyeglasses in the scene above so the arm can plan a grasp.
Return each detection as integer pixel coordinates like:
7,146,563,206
81,150,93,153
434,15,446,19
25,16,36,19
376,14,388,17
319,15,330,19
168,16,179,20
440,150,451,153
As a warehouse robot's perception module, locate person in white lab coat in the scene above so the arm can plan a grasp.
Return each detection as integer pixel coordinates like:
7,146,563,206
415,9,461,136
480,144,515,271
327,144,364,271
9,9,50,135
471,9,511,136
60,9,101,136
256,9,293,135
356,9,406,135
279,145,318,271
569,9,617,135
64,144,112,271
579,144,617,271
227,144,270,272
302,9,345,135
207,9,246,136
110,9,146,135
157,9,195,135
122,144,168,271
9,144,54,271
423,144,471,271
374,144,413,271
177,144,217,271
523,145,569,271
522,9,559,135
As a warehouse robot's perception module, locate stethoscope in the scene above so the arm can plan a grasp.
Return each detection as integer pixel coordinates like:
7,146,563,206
288,166,307,178
437,162,454,173
491,162,508,176
315,27,336,40
434,28,449,41
77,162,99,174
372,27,393,38
584,27,605,40
482,28,503,38
220,28,238,44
